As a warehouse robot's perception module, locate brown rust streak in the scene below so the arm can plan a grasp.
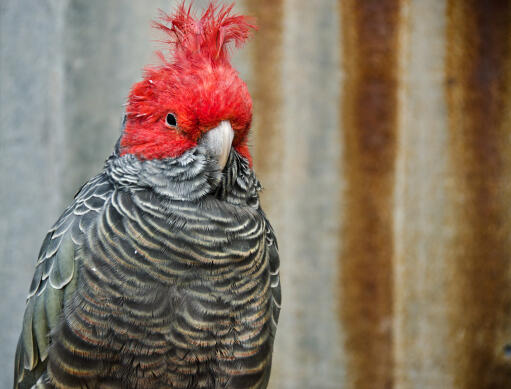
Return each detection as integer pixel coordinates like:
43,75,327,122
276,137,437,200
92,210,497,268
340,0,401,387
446,1,511,388
246,0,283,193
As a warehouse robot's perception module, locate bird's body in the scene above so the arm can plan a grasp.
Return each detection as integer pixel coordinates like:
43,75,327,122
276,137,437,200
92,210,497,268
14,3,280,388
15,147,279,388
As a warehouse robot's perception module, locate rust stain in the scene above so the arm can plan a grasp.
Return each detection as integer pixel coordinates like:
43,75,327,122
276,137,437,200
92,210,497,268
446,1,511,388
246,0,283,196
339,0,401,387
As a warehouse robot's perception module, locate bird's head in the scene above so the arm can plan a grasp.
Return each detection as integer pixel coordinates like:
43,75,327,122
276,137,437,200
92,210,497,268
120,2,255,169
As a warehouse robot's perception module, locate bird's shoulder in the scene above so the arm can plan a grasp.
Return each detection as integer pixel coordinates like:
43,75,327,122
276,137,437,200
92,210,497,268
14,172,114,388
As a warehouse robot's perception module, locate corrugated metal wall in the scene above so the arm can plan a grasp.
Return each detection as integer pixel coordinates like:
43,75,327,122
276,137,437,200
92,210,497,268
1,1,511,388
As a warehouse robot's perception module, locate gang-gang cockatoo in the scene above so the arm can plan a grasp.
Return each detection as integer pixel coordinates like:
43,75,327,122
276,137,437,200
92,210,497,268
14,3,280,388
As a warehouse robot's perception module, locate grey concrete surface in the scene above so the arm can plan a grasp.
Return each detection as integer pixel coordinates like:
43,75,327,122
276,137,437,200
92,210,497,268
1,1,67,385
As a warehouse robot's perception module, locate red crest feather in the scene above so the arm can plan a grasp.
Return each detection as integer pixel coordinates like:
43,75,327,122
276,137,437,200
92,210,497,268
121,2,255,163
154,2,257,64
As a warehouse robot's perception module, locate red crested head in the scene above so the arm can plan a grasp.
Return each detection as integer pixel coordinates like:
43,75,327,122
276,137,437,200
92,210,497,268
120,2,256,164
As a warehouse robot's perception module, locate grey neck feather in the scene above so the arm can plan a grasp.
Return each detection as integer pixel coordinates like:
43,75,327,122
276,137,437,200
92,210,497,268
107,114,260,204
105,146,223,201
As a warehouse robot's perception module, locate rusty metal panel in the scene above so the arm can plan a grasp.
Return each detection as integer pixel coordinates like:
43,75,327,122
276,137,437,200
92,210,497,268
3,0,511,388
262,1,345,387
445,1,511,388
339,0,401,387
394,1,455,388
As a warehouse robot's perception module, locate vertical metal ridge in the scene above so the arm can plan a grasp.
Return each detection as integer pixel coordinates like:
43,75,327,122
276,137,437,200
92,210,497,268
247,0,284,211
446,1,511,387
392,1,454,387
271,1,343,386
339,1,402,387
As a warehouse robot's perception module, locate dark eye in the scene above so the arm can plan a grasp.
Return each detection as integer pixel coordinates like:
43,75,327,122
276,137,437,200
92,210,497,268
165,113,177,127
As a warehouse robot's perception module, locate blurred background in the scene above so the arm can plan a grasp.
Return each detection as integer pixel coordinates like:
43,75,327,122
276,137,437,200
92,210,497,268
2,0,511,388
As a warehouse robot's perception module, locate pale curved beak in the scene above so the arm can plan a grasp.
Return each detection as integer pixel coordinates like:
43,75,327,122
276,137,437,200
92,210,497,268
199,120,234,170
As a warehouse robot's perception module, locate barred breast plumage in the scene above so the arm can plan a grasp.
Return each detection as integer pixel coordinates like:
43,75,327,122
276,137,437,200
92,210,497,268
14,144,281,388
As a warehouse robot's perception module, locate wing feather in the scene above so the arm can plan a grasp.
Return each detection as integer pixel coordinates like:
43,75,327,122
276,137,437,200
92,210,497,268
13,173,113,389
266,222,281,333
48,234,75,290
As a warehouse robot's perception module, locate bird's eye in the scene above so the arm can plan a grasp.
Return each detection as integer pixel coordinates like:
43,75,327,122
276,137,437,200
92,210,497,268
165,113,177,127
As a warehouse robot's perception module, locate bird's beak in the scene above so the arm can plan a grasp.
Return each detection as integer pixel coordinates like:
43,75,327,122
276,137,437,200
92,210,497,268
199,120,234,170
